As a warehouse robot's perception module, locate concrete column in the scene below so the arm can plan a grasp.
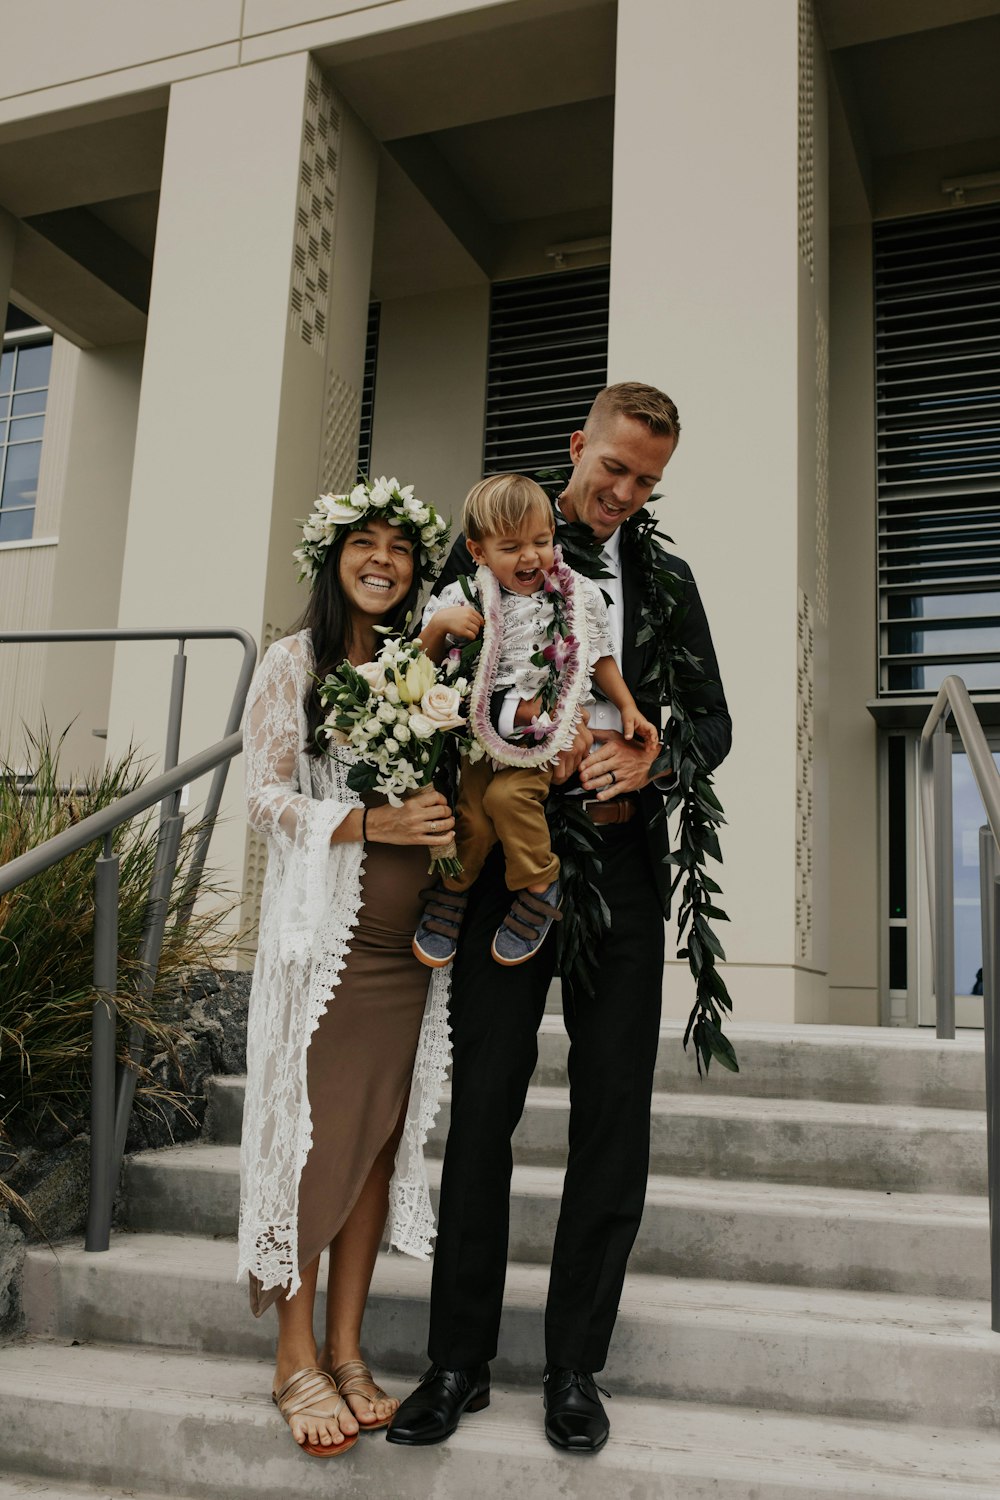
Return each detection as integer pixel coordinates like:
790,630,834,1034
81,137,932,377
610,0,829,1023
828,224,878,1024
106,54,378,907
40,341,144,776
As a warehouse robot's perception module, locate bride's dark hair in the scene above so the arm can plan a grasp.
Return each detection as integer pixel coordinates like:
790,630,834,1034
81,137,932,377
295,524,422,755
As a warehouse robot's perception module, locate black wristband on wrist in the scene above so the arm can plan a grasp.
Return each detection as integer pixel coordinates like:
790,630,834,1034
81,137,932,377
362,806,369,842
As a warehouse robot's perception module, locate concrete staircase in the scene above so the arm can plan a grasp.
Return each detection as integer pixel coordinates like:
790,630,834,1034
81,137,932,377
4,1019,1000,1498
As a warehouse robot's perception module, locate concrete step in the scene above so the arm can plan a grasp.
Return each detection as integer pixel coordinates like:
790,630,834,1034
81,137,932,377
204,1019,988,1124
122,1144,992,1298
22,1235,1000,1430
207,1075,987,1192
0,1480,183,1500
3,1338,1000,1499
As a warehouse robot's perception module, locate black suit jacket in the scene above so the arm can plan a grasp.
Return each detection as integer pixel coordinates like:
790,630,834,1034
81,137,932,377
431,529,732,918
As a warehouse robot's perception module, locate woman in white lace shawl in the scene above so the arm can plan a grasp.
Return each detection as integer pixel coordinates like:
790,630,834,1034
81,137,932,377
240,485,455,1458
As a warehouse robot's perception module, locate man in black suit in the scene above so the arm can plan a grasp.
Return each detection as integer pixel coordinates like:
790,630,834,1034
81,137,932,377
388,382,732,1453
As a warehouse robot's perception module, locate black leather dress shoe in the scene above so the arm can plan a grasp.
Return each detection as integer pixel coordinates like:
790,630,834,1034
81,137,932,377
385,1363,490,1446
542,1366,610,1453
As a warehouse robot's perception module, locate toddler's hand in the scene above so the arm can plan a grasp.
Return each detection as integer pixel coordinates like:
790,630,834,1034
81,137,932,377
622,708,660,751
434,605,484,641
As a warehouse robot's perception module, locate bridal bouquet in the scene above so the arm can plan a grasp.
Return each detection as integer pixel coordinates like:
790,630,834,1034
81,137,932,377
317,634,480,877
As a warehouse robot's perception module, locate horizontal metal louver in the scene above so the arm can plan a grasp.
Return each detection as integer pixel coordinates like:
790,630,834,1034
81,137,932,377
357,300,379,481
875,204,1000,694
484,266,610,475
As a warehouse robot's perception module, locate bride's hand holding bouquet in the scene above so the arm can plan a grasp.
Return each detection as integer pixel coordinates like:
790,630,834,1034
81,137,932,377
316,633,480,877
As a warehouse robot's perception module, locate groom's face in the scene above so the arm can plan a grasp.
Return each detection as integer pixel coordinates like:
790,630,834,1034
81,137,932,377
562,414,676,541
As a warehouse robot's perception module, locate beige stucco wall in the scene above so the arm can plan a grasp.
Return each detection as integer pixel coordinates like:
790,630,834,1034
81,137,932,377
0,0,518,127
39,341,144,776
369,286,490,527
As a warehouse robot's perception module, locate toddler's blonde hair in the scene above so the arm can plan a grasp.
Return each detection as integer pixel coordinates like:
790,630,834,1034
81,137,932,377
462,473,554,543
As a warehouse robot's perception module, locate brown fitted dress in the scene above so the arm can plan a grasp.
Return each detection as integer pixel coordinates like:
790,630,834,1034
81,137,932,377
249,829,431,1315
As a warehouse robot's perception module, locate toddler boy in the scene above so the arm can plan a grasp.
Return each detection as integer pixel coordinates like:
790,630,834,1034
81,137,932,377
413,473,657,968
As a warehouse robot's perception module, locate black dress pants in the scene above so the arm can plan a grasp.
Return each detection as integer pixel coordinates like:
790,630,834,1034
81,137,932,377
427,818,665,1374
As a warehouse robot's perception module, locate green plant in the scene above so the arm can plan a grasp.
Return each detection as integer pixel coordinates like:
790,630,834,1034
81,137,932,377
0,729,235,1168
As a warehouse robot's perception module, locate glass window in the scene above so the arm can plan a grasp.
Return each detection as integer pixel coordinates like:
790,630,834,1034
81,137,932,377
11,388,46,417
952,750,1000,996
888,660,1000,692
13,342,51,391
1,441,41,507
888,592,1000,620
0,331,52,544
0,507,35,543
8,415,44,443
887,623,1000,656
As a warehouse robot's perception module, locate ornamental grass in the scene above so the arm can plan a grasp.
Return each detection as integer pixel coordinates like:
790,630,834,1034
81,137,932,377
0,729,235,1209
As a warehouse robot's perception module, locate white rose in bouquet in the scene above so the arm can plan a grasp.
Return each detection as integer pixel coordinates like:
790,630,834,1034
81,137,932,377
395,722,411,743
420,684,465,732
377,701,398,724
355,660,387,693
408,711,436,740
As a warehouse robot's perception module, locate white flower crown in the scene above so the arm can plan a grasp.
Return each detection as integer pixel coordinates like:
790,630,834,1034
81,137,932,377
294,476,450,587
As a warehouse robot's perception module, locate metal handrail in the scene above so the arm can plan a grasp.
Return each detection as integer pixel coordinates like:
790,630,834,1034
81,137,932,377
0,628,257,910
0,628,257,1252
0,732,243,898
919,674,1000,1330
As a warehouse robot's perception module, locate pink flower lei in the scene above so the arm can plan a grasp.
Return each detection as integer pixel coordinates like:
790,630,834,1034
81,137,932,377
468,545,592,769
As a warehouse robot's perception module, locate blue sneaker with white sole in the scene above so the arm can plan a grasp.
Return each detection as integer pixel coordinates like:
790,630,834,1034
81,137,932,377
413,885,468,968
491,879,562,966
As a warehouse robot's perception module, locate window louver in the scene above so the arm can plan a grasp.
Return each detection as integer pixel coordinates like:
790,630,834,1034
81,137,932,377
484,266,610,475
875,204,1000,694
358,300,379,481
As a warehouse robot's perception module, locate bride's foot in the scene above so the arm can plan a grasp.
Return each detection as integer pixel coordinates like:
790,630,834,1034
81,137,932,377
320,1345,399,1429
274,1348,360,1452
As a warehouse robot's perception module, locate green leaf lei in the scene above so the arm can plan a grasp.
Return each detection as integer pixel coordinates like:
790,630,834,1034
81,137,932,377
536,471,737,1076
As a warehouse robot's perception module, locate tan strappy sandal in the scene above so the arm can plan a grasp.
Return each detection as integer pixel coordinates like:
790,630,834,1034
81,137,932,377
331,1359,396,1432
272,1366,359,1457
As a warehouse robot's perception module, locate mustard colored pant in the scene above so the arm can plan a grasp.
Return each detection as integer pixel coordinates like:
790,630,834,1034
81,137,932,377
445,754,560,894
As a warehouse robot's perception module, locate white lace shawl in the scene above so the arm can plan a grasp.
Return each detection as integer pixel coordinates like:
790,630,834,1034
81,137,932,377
237,631,451,1297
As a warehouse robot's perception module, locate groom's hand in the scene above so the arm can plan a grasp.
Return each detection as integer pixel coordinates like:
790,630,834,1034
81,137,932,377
551,710,593,784
580,729,659,800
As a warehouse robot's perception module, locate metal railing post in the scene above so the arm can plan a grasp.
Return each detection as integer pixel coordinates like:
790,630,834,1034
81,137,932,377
85,834,119,1253
932,719,956,1039
113,810,186,1165
162,642,187,817
990,863,1000,1333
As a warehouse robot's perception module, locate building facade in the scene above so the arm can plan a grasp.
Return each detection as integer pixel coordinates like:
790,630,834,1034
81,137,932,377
2,0,999,1028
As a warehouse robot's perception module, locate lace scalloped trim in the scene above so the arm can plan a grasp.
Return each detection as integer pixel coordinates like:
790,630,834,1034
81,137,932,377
388,966,452,1258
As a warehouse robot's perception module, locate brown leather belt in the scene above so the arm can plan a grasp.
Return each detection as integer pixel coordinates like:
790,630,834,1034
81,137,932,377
580,794,639,826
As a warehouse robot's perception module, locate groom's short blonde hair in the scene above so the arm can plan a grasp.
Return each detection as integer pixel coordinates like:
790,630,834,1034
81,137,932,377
462,473,554,543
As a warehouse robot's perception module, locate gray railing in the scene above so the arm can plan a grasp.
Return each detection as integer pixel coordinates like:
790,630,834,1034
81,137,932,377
919,675,1000,1331
0,628,257,1252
